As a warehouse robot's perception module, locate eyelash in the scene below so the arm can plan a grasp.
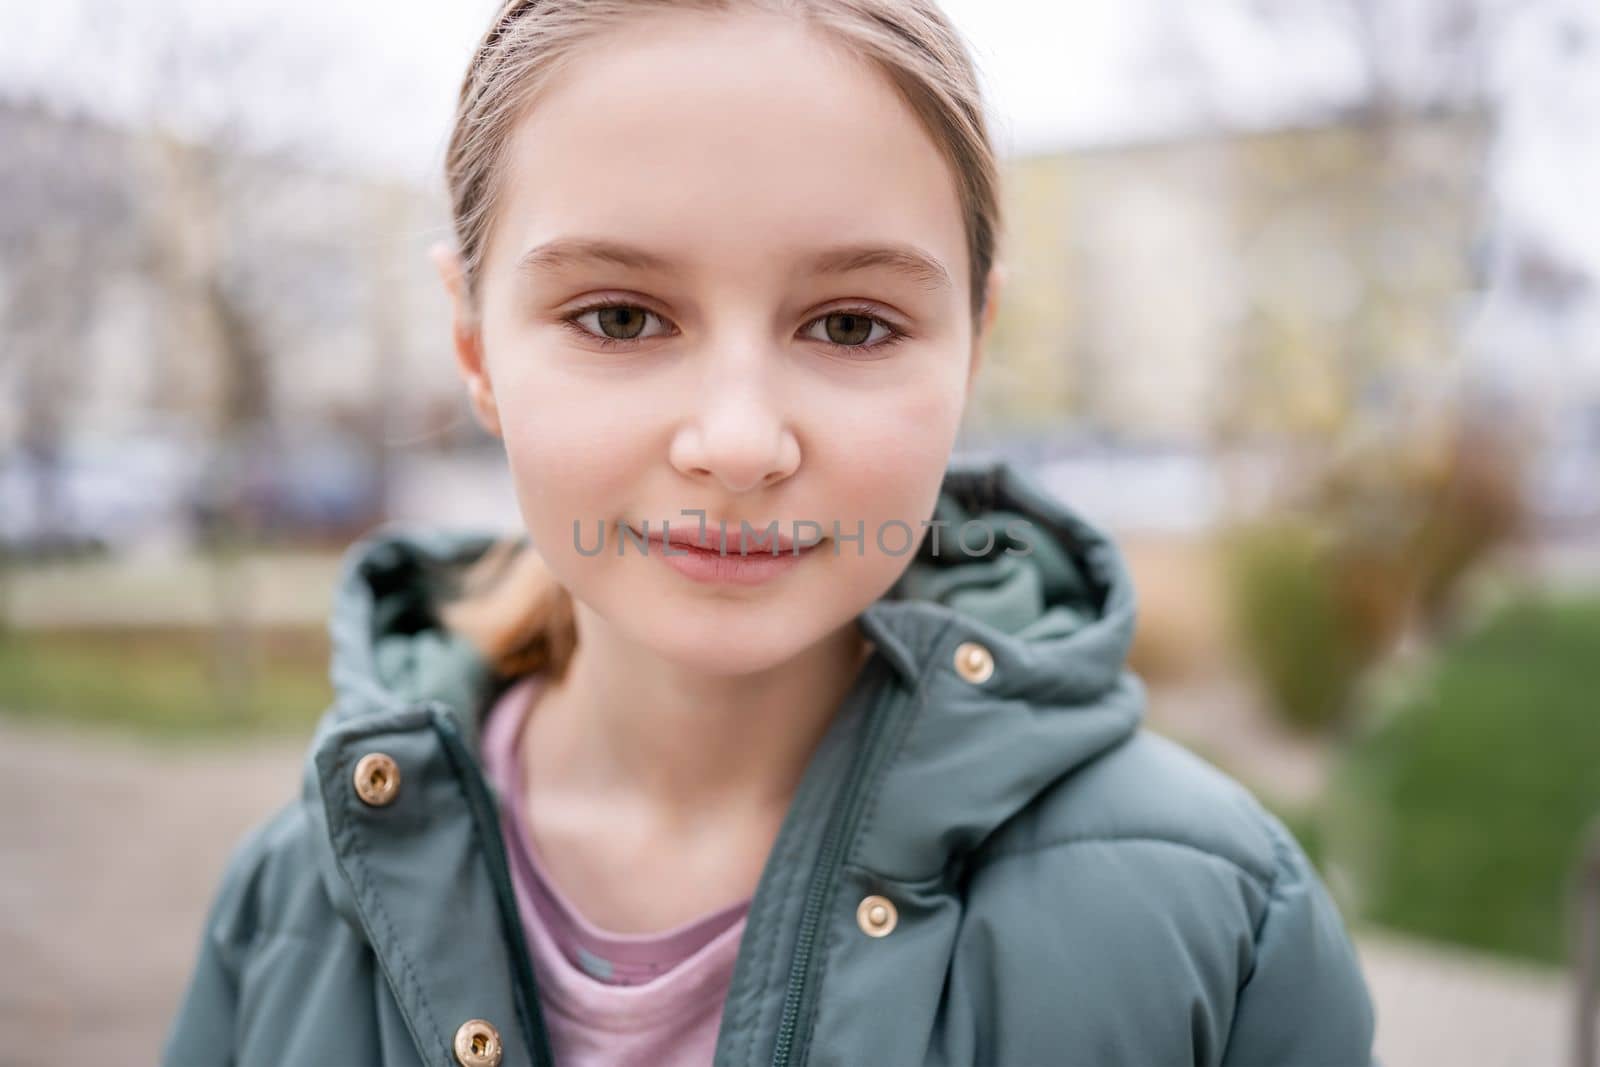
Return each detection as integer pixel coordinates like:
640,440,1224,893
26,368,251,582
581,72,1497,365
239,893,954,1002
559,302,908,358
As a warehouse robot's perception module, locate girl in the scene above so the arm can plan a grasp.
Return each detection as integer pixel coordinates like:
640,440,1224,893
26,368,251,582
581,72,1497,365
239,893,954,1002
163,2,1378,1065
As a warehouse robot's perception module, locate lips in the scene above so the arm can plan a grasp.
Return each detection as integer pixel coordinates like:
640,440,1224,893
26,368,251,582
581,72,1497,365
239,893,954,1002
630,521,817,554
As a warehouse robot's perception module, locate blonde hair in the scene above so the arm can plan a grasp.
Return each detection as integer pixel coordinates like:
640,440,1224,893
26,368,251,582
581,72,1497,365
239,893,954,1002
440,0,1003,682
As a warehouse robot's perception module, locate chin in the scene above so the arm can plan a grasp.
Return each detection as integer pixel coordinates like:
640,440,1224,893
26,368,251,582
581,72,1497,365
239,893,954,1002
665,642,802,680
627,601,833,679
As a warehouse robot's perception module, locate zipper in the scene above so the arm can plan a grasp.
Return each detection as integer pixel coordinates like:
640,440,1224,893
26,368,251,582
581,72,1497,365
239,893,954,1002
433,707,559,1067
769,657,910,1067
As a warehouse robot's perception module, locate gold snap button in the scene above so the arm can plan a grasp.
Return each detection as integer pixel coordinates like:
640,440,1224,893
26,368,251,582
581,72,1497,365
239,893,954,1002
352,752,401,807
856,894,898,938
952,641,994,684
453,1018,503,1067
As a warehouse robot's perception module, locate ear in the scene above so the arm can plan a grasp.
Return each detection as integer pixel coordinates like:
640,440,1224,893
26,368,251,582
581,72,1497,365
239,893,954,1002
431,240,502,439
968,261,1005,393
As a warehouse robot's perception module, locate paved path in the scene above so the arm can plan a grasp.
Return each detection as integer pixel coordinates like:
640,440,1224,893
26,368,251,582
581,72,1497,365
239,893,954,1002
0,716,1577,1067
0,718,304,1066
1355,928,1572,1067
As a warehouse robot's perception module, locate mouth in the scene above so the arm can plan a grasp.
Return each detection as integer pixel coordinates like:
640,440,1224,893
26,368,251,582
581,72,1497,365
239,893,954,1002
623,519,825,586
631,522,823,556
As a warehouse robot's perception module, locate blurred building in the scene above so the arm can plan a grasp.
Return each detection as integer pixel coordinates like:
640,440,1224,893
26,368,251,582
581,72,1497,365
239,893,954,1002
0,97,481,547
980,111,1489,445
0,96,470,455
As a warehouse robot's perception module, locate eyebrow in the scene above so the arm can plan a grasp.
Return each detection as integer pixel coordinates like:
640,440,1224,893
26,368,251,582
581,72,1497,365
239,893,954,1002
515,237,953,293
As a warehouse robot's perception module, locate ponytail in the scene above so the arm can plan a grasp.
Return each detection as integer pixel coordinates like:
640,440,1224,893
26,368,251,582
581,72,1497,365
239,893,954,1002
440,537,579,682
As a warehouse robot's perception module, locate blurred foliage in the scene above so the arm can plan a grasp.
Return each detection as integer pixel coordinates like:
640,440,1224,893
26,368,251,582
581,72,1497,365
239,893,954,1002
0,625,329,739
1219,518,1358,731
1220,415,1524,733
1123,534,1231,685
1321,593,1600,965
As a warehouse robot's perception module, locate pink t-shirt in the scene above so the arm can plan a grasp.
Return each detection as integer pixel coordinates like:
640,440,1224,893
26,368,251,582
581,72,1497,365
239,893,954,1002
479,674,751,1067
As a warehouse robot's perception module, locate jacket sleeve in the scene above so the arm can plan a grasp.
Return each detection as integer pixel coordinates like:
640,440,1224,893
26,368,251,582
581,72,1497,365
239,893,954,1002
160,818,275,1067
1218,811,1379,1067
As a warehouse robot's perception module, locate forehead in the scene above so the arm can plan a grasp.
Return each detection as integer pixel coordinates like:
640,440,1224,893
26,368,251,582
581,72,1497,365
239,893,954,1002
486,10,968,293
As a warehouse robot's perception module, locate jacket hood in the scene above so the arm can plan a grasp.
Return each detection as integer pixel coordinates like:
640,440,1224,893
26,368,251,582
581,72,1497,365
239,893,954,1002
302,456,1145,919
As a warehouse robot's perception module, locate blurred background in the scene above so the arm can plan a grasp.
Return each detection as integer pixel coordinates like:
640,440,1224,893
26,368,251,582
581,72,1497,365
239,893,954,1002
2,1,1597,1063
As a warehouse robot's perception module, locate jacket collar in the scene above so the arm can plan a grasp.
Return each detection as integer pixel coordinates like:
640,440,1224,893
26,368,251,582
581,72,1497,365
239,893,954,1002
849,457,1145,879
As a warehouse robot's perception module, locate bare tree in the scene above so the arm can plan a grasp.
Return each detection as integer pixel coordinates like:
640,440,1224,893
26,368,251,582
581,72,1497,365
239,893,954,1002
0,99,137,553
119,2,326,719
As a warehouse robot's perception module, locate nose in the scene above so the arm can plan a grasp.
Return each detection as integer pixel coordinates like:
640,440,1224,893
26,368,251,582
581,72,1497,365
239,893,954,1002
668,354,800,494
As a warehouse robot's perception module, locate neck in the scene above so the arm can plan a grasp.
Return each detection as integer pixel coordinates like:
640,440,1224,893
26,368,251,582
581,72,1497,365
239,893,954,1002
524,601,873,823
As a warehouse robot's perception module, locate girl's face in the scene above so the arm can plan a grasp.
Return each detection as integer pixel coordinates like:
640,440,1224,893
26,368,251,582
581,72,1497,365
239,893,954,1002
442,10,996,678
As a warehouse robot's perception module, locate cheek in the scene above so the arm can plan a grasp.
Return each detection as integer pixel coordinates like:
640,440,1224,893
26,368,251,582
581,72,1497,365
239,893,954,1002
490,372,645,566
805,371,967,597
816,370,966,511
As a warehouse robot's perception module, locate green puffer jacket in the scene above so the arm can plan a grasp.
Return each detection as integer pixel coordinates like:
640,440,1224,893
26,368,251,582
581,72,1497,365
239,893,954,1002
162,457,1378,1067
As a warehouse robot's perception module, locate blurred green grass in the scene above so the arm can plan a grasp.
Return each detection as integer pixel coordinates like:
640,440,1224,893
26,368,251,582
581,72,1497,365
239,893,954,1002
0,625,331,739
1320,592,1600,965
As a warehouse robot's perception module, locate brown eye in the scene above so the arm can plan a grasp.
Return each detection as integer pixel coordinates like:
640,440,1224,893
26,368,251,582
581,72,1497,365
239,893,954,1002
822,311,875,346
596,305,649,340
801,308,903,357
566,303,669,346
